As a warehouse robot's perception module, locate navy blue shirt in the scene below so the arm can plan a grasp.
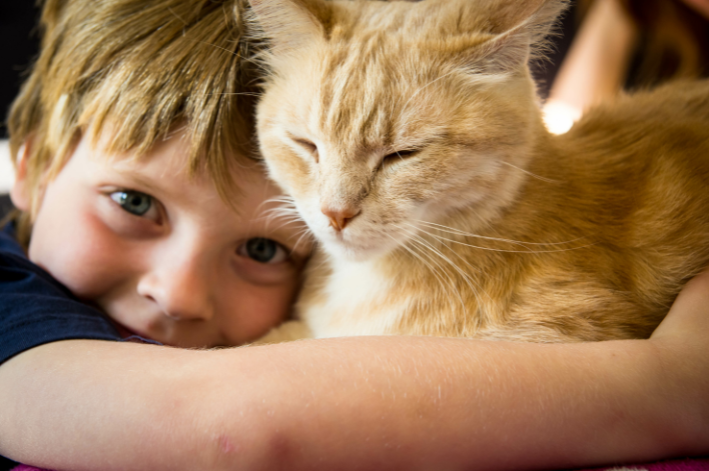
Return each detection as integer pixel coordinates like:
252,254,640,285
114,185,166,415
0,223,121,364
0,223,121,470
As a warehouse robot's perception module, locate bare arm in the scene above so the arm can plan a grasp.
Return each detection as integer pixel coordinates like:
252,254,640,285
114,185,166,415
1,273,708,471
543,0,638,133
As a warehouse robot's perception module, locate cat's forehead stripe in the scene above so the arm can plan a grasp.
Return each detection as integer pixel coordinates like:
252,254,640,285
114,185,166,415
318,34,417,151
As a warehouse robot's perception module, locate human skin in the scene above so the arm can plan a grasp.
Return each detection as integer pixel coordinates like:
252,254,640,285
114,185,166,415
683,0,709,17
0,271,707,471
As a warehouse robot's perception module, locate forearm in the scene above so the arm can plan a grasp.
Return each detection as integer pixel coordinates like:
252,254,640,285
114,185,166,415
237,337,704,470
0,342,247,470
1,333,705,471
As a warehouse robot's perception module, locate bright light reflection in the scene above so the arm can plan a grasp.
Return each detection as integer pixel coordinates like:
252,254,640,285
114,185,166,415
0,140,15,194
542,100,582,135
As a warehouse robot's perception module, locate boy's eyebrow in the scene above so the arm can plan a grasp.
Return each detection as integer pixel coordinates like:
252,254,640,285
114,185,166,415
109,166,179,196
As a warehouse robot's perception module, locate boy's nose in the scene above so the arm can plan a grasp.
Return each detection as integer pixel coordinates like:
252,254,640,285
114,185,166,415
137,256,214,322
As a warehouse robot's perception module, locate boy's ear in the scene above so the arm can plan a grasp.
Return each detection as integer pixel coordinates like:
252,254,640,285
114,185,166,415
10,140,33,212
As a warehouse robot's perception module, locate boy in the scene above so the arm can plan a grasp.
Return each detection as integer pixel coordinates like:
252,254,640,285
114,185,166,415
2,0,312,350
1,0,708,469
1,0,313,467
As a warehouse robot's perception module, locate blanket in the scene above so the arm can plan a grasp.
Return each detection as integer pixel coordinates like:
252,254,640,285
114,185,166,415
12,457,709,471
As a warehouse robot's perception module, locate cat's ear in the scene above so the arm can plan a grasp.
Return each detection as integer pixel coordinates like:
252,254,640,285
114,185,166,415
247,0,330,54
466,0,566,37
465,29,533,76
452,0,568,75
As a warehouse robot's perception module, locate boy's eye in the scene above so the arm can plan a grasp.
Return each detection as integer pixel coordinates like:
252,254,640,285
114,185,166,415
239,238,288,264
110,190,153,216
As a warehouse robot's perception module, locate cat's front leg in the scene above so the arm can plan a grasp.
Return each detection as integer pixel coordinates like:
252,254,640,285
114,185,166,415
251,320,312,345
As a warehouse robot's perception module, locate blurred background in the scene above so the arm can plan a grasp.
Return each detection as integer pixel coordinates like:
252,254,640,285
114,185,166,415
1,2,40,196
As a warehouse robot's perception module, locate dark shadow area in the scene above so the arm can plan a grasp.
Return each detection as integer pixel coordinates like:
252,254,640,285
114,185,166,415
0,194,14,220
0,3,41,139
530,1,578,101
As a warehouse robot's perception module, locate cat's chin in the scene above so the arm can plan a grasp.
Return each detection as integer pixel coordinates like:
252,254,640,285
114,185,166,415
320,237,396,263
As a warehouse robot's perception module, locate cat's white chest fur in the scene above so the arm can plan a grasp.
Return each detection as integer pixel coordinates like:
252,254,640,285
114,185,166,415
303,256,408,338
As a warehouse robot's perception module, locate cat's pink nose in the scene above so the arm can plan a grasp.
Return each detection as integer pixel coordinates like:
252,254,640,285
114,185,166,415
322,206,361,231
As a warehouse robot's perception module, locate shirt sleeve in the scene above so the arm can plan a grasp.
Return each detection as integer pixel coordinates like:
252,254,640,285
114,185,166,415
0,245,121,366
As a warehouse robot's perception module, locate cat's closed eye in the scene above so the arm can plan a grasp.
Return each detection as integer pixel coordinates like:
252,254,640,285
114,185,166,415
382,148,419,164
292,137,319,162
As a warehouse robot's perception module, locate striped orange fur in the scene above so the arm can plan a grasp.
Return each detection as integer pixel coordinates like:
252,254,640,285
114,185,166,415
249,0,709,343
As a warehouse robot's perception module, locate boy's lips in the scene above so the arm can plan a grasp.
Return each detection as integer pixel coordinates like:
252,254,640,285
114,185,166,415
112,319,184,347
112,321,136,338
112,320,154,342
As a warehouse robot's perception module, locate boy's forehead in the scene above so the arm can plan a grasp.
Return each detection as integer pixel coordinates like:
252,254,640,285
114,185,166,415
92,125,261,195
85,129,266,210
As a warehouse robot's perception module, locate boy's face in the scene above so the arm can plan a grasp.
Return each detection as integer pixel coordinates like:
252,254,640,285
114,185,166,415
13,132,312,348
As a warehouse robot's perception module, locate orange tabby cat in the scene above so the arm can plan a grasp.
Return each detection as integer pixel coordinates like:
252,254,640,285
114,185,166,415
248,0,709,343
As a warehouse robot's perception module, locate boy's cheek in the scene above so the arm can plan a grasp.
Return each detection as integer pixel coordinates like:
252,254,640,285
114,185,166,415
29,206,137,301
225,283,299,344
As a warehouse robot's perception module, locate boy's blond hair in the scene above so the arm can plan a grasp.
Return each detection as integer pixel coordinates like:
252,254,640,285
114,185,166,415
8,0,258,245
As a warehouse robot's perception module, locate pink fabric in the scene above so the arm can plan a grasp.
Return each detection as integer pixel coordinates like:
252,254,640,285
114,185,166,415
577,458,709,471
11,457,709,471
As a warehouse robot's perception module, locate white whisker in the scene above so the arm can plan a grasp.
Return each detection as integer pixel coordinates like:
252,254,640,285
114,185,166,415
394,225,467,311
415,220,588,251
253,196,305,233
398,223,491,311
386,233,462,323
427,232,594,254
498,161,561,184
292,230,315,254
402,67,461,114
